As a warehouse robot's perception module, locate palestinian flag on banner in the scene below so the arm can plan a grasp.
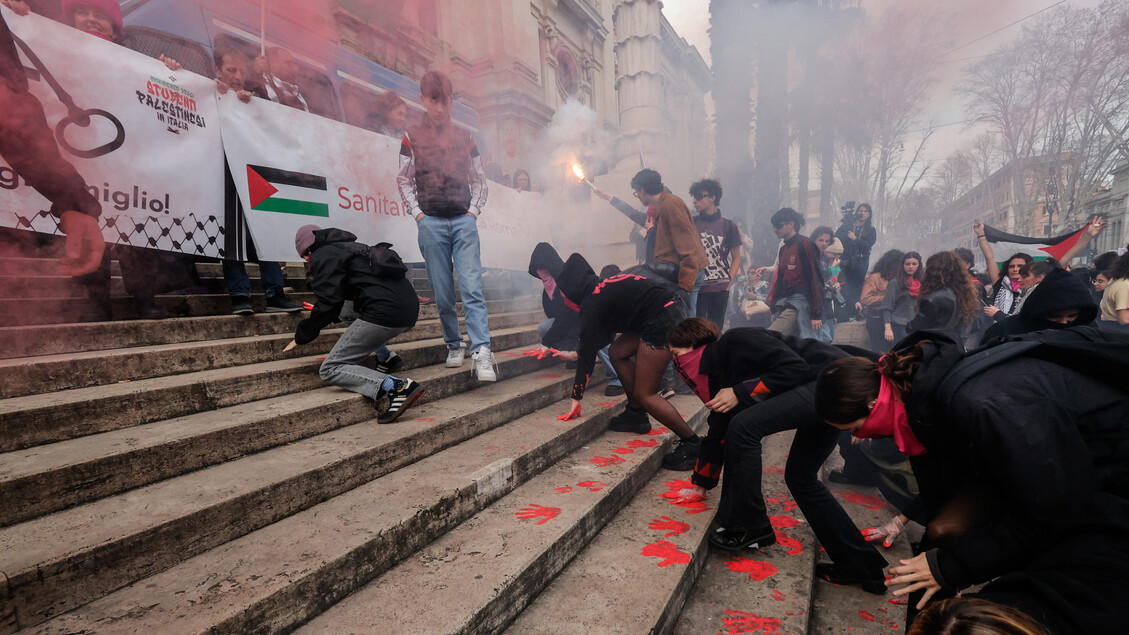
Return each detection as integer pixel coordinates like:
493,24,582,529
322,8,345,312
246,165,329,217
983,220,1093,268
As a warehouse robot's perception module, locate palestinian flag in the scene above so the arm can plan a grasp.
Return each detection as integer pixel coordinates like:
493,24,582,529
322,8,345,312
983,221,1093,268
246,165,329,217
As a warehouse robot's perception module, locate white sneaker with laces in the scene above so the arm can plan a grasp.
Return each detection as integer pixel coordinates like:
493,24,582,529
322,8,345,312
471,346,497,382
445,342,467,368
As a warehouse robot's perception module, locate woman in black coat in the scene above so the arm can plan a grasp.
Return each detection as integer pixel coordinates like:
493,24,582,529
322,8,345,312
906,251,978,342
814,328,1129,634
667,318,889,593
836,202,877,318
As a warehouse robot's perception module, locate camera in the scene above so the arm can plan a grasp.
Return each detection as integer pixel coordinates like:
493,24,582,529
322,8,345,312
839,200,856,224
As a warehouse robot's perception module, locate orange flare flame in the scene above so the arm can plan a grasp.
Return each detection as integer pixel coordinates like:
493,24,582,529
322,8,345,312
572,164,585,181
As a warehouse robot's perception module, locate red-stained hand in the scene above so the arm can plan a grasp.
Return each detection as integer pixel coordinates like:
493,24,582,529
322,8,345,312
302,301,315,311
555,350,578,361
514,503,561,525
649,516,690,537
557,399,582,421
58,211,105,277
887,553,941,609
640,540,691,567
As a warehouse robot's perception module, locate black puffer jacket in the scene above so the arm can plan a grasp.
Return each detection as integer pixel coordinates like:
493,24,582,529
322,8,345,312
295,228,419,344
893,328,1129,634
982,268,1098,342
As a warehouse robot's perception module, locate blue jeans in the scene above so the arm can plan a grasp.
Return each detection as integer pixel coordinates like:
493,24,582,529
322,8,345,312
687,269,707,318
416,214,490,353
224,260,285,298
540,318,619,387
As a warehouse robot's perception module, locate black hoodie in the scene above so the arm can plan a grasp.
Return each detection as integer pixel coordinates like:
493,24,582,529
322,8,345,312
557,253,676,400
295,228,419,344
528,243,578,349
981,268,1098,342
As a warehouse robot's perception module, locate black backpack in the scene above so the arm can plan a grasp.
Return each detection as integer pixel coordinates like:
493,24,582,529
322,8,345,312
344,242,408,280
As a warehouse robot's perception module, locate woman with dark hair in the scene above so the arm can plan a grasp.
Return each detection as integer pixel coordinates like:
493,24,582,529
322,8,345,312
512,169,531,192
814,329,1129,634
909,598,1051,635
837,203,876,318
370,90,408,139
881,251,922,343
555,254,701,470
666,318,888,591
974,220,1034,324
1099,250,1129,331
858,249,904,351
906,251,978,339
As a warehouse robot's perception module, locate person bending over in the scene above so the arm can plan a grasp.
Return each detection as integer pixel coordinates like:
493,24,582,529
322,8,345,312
667,318,888,592
556,254,700,470
284,225,422,424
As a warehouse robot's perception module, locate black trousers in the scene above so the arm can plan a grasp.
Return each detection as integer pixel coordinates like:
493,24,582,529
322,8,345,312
696,290,730,329
717,382,889,573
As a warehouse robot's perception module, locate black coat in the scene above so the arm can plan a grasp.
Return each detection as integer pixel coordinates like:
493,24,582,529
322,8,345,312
689,328,849,489
295,228,419,344
895,329,1129,634
528,243,578,349
982,268,1098,342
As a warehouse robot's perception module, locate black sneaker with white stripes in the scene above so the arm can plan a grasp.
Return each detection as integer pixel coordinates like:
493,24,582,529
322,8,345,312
374,351,404,375
377,379,424,424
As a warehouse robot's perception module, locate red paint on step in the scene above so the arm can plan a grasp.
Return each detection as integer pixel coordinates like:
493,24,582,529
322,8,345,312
835,490,889,511
554,486,573,494
888,597,908,605
774,531,803,555
540,373,563,378
416,418,435,422
763,465,784,475
771,589,786,602
860,611,876,622
644,429,665,436
660,480,711,514
626,438,659,449
725,557,778,581
514,504,561,525
764,494,798,512
648,516,690,537
590,455,626,468
613,447,635,454
595,401,616,407
769,515,800,529
719,609,783,633
640,540,691,567
577,480,607,492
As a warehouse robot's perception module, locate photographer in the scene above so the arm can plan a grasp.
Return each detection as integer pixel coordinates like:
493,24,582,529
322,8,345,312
835,202,876,320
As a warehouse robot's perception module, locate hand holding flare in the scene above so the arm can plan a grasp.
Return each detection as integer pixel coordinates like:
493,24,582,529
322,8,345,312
571,163,597,191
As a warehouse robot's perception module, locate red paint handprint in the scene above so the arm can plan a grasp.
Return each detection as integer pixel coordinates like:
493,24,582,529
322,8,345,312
725,557,778,581
719,610,783,634
648,516,690,537
764,494,798,512
554,486,573,494
613,446,635,454
590,455,626,468
595,401,617,407
644,429,665,436
515,504,561,525
626,438,659,449
769,515,801,529
660,479,711,514
775,531,803,555
640,540,691,567
577,480,607,492
771,589,786,602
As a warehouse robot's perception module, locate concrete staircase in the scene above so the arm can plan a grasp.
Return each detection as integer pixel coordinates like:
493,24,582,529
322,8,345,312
0,256,911,633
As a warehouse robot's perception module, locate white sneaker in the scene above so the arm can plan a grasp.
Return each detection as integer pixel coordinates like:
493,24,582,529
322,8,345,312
471,347,497,382
445,342,467,368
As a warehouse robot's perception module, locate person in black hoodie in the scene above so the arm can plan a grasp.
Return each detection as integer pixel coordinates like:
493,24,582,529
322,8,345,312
284,225,422,424
528,242,580,352
815,328,1129,634
667,318,889,592
555,253,701,470
981,268,1098,342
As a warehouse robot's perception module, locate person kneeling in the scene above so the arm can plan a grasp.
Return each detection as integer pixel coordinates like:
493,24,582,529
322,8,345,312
284,225,423,423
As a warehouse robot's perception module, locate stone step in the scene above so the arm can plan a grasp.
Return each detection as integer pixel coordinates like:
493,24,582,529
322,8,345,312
505,457,717,634
0,258,306,279
295,397,707,635
14,387,630,634
809,480,916,634
0,274,309,300
0,337,558,528
674,433,820,635
0,321,542,453
0,295,540,359
0,309,542,399
5,284,532,325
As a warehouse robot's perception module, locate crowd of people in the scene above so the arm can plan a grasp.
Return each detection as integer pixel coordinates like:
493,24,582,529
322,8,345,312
6,5,1129,633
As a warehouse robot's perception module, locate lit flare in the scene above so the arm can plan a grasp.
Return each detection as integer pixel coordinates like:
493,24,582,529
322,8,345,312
571,163,597,190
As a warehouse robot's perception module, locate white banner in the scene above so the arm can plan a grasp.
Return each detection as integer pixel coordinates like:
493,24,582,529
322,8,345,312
0,7,226,257
218,96,555,268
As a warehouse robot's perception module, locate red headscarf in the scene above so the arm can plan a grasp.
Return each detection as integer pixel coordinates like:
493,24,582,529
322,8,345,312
672,346,712,403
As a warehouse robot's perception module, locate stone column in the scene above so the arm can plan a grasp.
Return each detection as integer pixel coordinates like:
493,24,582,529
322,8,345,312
612,0,667,173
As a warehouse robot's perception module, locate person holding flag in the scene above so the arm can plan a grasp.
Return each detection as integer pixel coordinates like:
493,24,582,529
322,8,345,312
974,217,1105,323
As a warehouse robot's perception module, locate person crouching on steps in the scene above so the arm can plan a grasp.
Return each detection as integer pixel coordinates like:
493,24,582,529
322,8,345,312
555,253,701,470
284,225,423,423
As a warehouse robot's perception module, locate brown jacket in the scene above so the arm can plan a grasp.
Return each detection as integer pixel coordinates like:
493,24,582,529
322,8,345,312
859,272,888,308
653,191,707,291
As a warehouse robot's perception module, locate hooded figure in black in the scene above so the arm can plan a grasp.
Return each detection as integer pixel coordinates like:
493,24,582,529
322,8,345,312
285,226,423,423
815,327,1129,634
528,242,579,351
555,253,701,471
981,268,1098,342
